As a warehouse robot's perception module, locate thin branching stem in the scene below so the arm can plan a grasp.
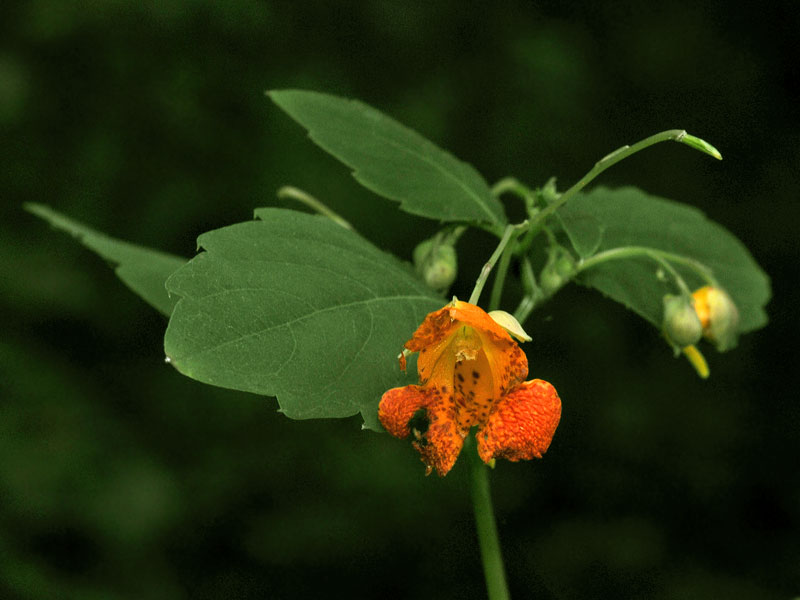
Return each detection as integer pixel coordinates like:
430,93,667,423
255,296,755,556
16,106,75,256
468,222,528,306
576,245,718,291
277,186,353,230
531,130,690,228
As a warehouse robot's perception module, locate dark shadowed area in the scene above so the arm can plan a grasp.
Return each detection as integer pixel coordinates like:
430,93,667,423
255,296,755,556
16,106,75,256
1,2,797,599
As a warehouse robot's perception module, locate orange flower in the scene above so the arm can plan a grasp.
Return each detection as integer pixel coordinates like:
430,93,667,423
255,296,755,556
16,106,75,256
379,299,561,476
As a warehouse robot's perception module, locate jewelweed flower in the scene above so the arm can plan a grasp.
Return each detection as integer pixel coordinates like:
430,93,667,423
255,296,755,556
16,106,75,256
692,286,739,351
379,299,561,476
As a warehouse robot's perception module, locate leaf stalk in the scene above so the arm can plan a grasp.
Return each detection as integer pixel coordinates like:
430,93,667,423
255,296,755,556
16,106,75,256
277,186,354,230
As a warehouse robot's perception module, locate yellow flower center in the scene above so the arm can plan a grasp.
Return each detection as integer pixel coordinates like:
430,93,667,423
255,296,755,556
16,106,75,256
439,325,493,433
452,325,482,361
453,346,494,432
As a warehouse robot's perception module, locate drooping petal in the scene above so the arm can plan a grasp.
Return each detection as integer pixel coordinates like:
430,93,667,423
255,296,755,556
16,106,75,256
415,412,464,476
379,385,430,439
378,384,464,476
476,379,561,464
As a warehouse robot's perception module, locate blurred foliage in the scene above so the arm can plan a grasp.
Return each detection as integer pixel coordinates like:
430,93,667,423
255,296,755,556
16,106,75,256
1,1,798,598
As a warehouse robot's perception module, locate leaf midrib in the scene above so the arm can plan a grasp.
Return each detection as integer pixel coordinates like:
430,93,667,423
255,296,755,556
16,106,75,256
357,126,498,224
169,293,437,363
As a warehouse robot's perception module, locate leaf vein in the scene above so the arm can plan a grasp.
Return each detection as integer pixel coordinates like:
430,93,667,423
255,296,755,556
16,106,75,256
175,294,436,363
317,301,376,398
354,129,497,224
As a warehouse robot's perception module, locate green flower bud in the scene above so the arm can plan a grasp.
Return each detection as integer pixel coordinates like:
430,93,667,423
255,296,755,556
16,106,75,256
413,238,457,293
539,247,575,297
540,177,559,205
662,294,703,348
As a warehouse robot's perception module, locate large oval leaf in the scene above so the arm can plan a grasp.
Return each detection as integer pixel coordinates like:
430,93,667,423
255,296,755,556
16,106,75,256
269,90,506,229
163,208,443,430
557,187,770,338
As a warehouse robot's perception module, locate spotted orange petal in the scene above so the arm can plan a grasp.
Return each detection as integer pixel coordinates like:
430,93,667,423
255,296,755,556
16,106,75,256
379,384,464,476
476,379,561,464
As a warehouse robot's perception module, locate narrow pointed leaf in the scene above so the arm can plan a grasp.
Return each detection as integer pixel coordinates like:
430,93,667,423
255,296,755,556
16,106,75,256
164,208,442,430
679,133,723,160
269,90,506,228
557,187,770,339
25,203,186,316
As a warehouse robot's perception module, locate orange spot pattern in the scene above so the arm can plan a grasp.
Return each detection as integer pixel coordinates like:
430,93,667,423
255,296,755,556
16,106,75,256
379,300,561,476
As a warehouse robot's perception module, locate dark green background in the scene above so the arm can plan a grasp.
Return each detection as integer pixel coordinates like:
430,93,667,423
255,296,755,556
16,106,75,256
2,2,797,598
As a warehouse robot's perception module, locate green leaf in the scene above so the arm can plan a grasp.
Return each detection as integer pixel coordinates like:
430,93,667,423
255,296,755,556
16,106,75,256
557,187,770,337
268,90,506,229
556,210,605,258
25,204,186,316
163,208,443,430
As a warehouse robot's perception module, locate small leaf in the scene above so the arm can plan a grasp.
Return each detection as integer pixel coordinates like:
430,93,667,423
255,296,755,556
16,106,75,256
25,204,186,316
268,90,506,228
557,187,770,338
678,133,723,160
163,208,443,430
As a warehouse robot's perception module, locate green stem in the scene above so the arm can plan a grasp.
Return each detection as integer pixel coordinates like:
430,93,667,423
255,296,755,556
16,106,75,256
444,225,468,245
277,186,353,230
531,129,691,228
576,245,718,290
468,222,528,306
513,257,540,324
488,239,516,311
465,225,532,600
491,177,536,213
467,438,510,600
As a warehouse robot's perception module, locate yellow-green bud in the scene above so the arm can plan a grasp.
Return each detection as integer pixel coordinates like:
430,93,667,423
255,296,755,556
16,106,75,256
692,286,740,351
540,247,575,297
413,238,457,293
662,294,703,348
541,177,559,204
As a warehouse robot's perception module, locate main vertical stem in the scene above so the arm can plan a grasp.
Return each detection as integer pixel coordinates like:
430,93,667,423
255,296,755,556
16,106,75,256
466,222,526,600
467,439,511,600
